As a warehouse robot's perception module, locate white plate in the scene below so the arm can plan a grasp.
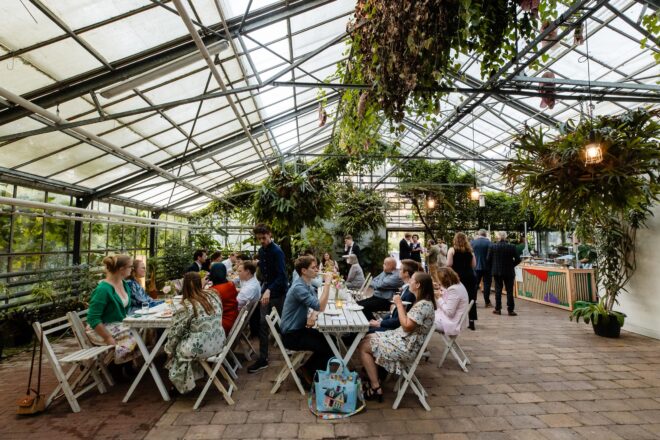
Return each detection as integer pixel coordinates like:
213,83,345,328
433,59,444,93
134,309,156,315
321,310,342,316
345,305,364,311
156,311,174,318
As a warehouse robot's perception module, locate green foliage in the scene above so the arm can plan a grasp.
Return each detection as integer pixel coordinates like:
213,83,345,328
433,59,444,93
335,184,389,241
359,234,389,276
253,163,335,238
31,281,55,304
290,227,335,260
193,181,257,226
476,192,539,231
190,234,222,253
640,13,660,63
505,108,660,312
156,236,194,282
570,297,626,326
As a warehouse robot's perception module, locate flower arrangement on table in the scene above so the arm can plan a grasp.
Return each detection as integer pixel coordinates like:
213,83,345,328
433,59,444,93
162,279,182,296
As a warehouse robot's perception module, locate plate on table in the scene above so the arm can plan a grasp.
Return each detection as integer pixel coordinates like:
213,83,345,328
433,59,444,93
345,304,364,311
321,310,342,316
156,310,174,318
134,309,156,315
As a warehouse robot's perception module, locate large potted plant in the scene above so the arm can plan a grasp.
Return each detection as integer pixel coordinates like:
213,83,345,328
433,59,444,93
504,108,659,337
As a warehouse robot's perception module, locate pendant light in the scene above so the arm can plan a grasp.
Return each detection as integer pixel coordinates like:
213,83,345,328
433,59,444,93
426,196,436,209
582,19,603,165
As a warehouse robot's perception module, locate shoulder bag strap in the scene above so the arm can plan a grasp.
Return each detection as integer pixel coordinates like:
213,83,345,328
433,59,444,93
25,338,37,395
35,333,44,394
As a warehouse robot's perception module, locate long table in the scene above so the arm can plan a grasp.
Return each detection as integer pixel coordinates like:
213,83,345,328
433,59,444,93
316,301,369,365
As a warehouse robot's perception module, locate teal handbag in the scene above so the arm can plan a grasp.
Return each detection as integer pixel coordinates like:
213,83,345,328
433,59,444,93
314,358,360,414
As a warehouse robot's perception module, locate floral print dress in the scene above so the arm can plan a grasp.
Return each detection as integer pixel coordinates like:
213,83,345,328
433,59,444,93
370,299,435,374
165,291,226,394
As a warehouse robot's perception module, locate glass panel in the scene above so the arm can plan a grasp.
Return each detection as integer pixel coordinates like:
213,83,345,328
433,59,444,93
10,255,42,273
0,213,10,252
43,217,69,252
107,224,124,250
90,222,108,250
12,215,43,253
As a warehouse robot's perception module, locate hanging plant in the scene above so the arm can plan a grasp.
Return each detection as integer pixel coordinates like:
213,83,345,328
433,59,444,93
343,0,556,125
504,108,660,332
335,183,389,241
539,71,556,109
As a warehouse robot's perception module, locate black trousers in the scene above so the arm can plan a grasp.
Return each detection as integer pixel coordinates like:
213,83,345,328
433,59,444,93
282,328,334,372
357,296,392,321
475,270,493,305
494,275,515,312
258,296,285,361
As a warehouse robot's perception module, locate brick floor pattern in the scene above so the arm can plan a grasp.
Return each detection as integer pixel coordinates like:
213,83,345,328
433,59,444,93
2,299,660,439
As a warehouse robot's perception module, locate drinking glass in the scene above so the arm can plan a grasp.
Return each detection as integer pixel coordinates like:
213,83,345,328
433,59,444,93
141,301,149,314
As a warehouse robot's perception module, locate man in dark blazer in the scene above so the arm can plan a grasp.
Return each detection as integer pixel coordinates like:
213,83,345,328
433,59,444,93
471,229,493,308
486,231,521,316
186,249,207,274
399,233,412,261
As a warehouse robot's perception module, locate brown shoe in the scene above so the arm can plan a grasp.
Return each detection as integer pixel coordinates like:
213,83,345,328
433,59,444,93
485,302,492,308
508,311,518,316
492,309,501,315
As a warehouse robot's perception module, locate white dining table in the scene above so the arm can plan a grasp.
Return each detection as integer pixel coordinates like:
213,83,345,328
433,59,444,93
316,300,369,365
122,302,179,403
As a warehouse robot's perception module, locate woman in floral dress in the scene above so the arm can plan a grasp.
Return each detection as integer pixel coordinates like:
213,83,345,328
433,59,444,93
357,271,436,401
165,272,226,394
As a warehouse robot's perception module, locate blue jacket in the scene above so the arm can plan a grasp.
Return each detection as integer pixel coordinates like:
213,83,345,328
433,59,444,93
375,285,415,331
280,277,319,334
258,241,288,299
471,237,492,272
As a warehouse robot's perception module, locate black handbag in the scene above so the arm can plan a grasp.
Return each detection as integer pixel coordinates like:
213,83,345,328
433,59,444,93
16,336,46,415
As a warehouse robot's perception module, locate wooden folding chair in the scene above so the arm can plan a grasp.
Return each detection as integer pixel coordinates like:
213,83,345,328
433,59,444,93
437,299,474,373
392,323,436,411
33,313,113,413
265,307,312,395
234,299,259,361
193,306,250,410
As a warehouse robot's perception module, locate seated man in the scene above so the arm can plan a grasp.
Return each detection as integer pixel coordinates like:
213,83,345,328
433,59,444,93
280,256,334,375
186,249,206,274
358,257,403,321
236,260,261,310
369,259,419,332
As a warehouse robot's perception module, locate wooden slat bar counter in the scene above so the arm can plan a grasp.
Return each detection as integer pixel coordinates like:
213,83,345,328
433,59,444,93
515,263,597,311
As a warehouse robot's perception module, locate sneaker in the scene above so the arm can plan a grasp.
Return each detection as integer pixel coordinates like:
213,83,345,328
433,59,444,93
247,358,269,373
492,309,501,315
508,311,518,316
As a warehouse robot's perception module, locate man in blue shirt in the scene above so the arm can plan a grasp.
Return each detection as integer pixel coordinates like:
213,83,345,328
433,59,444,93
368,259,420,332
471,229,493,308
248,223,289,373
358,257,404,321
280,256,334,374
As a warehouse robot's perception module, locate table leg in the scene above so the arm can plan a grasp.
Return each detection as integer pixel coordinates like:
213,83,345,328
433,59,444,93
322,332,367,365
123,328,171,403
342,331,367,365
322,333,343,361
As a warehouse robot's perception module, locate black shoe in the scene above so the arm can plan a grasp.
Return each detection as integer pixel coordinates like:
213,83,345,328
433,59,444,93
468,321,476,331
485,302,492,308
508,311,518,316
492,309,501,315
247,358,269,373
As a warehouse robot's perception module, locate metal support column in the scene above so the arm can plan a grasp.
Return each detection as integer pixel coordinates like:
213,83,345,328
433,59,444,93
149,211,161,257
72,197,90,266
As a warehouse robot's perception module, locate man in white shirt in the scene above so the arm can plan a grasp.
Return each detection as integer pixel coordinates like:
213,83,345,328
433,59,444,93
223,252,237,272
236,260,261,310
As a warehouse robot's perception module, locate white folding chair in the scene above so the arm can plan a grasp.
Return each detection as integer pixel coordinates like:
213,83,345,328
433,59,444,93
265,307,312,395
436,299,474,373
66,310,115,386
392,323,436,411
33,313,113,413
223,303,257,379
357,273,372,298
193,306,250,410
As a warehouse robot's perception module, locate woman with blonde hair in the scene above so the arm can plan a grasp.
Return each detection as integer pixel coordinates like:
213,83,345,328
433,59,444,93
165,272,225,394
126,259,161,313
446,232,477,330
87,255,139,364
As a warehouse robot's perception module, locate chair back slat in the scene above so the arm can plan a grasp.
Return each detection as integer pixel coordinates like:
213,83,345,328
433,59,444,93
457,299,475,329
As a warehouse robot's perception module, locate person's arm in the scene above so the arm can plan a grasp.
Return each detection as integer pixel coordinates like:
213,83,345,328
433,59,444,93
440,286,461,319
486,245,493,270
393,295,418,333
378,273,404,291
446,248,455,267
87,284,116,344
346,265,356,283
303,272,332,312
471,252,477,268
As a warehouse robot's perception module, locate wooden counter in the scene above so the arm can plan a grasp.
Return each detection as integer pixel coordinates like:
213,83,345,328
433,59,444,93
515,264,596,311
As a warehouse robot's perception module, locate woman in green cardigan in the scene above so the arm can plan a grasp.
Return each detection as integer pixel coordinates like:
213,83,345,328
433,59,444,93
87,254,138,364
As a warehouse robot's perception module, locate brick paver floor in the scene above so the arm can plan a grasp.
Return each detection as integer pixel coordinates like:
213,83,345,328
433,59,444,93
2,298,660,439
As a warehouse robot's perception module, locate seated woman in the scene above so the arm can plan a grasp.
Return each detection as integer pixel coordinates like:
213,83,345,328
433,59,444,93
434,267,469,335
357,271,436,401
321,252,339,273
87,255,139,364
280,256,334,375
345,254,365,290
126,259,162,313
165,272,225,394
209,263,239,334
369,259,419,332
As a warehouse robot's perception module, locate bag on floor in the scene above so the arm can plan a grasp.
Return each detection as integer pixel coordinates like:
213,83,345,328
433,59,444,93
17,337,46,415
313,357,361,414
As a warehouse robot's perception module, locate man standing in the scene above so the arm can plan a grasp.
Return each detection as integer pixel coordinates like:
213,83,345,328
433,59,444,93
186,249,206,274
358,257,403,321
487,231,521,316
399,233,412,261
343,235,360,260
471,229,493,308
248,224,288,373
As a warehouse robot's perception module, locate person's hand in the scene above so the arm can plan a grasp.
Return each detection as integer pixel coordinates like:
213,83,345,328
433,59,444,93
306,314,317,328
260,290,270,305
369,319,381,328
104,337,117,346
323,272,333,285
392,294,402,307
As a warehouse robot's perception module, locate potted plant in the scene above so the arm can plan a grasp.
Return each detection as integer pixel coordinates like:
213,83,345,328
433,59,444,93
570,297,626,338
505,108,659,337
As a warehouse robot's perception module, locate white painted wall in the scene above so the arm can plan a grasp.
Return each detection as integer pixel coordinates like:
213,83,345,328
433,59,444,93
618,204,660,340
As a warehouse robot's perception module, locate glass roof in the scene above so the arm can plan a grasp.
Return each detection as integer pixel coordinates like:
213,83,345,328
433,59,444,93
0,0,657,215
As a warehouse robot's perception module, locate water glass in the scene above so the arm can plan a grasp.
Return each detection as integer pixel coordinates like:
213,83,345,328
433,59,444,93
141,301,149,313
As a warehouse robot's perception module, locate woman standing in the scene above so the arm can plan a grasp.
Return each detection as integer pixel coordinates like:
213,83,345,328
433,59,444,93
209,263,239,334
357,272,436,401
446,232,477,330
87,255,139,364
165,272,225,394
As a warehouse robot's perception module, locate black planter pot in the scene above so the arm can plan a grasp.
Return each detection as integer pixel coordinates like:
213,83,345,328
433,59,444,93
592,316,622,338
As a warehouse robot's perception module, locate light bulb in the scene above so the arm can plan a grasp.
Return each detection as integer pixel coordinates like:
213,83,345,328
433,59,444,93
584,141,603,165
427,198,435,209
470,187,480,201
